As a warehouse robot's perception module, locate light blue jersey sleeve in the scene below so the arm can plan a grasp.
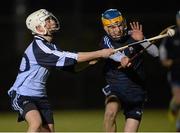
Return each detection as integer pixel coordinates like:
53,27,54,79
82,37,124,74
102,36,126,62
140,40,159,57
34,39,78,67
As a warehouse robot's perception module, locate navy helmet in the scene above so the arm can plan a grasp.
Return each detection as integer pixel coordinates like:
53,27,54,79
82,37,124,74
101,9,128,38
101,9,126,28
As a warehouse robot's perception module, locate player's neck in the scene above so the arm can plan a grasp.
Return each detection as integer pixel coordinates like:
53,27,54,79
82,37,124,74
39,35,53,43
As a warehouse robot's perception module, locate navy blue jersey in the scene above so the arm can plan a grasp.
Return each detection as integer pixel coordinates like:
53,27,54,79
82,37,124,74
160,28,180,66
100,35,158,88
160,28,180,81
8,36,78,97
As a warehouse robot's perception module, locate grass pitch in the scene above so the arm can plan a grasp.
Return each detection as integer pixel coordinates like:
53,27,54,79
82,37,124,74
0,109,175,132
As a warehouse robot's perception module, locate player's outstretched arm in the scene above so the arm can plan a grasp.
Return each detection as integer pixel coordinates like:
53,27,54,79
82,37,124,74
77,48,114,63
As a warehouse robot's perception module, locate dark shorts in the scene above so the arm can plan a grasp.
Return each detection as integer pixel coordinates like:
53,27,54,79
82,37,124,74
102,84,146,121
9,91,54,125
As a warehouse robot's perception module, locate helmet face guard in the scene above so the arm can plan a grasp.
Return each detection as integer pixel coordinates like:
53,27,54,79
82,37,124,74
105,20,127,40
101,9,127,40
44,15,60,34
26,9,60,35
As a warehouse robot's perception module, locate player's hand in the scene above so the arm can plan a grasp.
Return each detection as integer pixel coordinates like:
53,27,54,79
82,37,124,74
120,56,131,68
100,48,114,58
130,22,144,41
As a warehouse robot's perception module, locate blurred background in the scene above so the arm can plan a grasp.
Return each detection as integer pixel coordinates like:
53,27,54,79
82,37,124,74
0,0,180,131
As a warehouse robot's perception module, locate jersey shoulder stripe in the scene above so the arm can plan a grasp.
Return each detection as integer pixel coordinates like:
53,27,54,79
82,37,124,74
103,36,113,48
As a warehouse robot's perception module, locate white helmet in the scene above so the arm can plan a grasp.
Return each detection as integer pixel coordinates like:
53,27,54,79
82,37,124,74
26,9,60,35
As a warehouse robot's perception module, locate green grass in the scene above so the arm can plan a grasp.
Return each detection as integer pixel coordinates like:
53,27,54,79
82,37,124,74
0,109,176,132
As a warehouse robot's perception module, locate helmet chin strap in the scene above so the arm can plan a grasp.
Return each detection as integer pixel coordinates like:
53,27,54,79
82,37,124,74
42,27,48,35
39,28,58,37
43,24,60,36
44,29,59,37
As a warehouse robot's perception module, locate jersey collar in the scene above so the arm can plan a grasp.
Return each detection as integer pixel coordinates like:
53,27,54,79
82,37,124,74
34,35,47,41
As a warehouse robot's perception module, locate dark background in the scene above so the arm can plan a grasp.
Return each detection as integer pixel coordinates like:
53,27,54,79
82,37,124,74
0,0,180,111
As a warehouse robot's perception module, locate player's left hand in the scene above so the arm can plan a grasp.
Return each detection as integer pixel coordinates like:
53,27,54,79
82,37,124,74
120,56,132,68
130,22,144,41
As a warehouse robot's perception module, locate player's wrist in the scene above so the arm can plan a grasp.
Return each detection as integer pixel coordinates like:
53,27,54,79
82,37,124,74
98,49,107,58
120,55,128,62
